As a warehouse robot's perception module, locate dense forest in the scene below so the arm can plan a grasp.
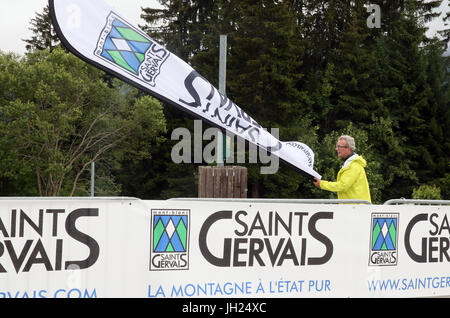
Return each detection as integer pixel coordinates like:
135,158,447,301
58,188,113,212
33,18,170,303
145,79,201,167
0,0,449,203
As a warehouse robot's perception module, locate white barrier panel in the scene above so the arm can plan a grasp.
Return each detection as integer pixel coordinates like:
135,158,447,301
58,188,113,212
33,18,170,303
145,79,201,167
0,197,449,298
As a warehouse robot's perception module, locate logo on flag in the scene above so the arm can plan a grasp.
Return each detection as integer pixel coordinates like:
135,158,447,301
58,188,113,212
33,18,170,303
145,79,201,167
369,213,399,266
150,209,190,271
95,12,169,87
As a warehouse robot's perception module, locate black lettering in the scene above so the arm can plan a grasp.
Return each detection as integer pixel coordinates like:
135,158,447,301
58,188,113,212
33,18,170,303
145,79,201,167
234,211,248,236
440,237,450,262
251,120,262,129
268,212,273,236
428,237,439,262
264,238,284,267
152,254,161,268
5,240,33,273
150,45,168,59
206,83,215,102
222,94,233,111
405,213,428,263
439,215,450,236
199,210,232,267
0,217,8,237
277,238,299,266
274,212,291,235
301,238,307,265
212,107,230,125
203,84,216,113
10,209,16,237
46,209,65,237
23,239,53,272
235,119,252,133
294,212,308,236
247,127,260,142
55,239,63,271
307,212,334,265
226,117,236,128
248,238,265,266
248,212,267,236
241,110,251,123
429,213,439,236
266,141,282,152
179,71,208,108
233,238,247,267
19,209,43,237
232,103,242,119
180,254,188,267
0,242,6,272
222,114,233,126
65,208,100,270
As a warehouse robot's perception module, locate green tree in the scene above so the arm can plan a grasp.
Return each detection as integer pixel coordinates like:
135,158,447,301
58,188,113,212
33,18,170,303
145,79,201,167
318,1,382,131
412,184,442,200
421,39,450,182
226,1,309,129
374,2,448,198
113,108,198,200
141,0,220,62
439,168,450,199
23,5,60,52
0,48,166,196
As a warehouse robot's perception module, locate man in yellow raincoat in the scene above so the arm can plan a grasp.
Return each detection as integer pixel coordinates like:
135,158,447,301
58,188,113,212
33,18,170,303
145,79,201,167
313,135,371,202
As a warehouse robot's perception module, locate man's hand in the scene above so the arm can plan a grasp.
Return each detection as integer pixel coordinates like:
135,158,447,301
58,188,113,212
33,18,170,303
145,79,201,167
313,177,321,188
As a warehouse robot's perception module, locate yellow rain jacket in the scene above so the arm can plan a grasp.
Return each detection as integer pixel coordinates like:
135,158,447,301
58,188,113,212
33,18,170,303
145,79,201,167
320,154,371,202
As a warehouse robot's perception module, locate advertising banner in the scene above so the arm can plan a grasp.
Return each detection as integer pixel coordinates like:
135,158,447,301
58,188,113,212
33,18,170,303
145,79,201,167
1,197,450,298
48,0,321,179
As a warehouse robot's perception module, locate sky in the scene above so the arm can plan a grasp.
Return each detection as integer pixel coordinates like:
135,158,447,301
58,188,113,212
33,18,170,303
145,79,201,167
0,0,449,55
0,0,161,55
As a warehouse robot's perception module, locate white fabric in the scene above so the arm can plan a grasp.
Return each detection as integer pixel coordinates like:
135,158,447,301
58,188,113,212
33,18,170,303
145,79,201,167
342,154,358,169
50,0,321,179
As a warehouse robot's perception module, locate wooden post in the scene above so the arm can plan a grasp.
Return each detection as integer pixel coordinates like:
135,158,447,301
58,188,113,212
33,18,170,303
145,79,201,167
198,166,247,198
197,36,246,199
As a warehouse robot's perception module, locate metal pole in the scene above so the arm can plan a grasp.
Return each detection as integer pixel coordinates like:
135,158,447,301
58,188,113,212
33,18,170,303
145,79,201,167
219,35,227,95
91,161,95,197
217,35,227,166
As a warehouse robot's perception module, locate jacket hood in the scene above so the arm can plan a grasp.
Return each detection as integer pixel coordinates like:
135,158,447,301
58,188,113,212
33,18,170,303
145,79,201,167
343,154,366,168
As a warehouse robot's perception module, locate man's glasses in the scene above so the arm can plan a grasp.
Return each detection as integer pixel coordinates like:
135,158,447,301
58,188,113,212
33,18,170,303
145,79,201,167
336,145,348,149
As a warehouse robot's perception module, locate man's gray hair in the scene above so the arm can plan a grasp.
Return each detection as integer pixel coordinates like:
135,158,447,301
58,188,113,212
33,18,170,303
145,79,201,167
339,135,356,151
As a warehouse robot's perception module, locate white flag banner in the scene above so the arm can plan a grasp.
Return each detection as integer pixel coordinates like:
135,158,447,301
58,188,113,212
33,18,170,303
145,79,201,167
49,0,321,179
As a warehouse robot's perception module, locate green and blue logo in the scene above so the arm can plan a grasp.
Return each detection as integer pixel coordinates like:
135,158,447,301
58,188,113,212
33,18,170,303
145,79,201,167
369,213,399,266
95,12,169,87
150,209,190,271
153,215,188,253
